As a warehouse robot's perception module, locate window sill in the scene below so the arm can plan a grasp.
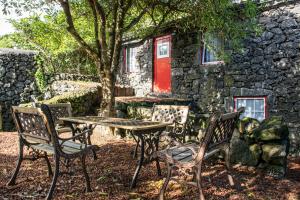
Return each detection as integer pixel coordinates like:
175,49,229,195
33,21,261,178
202,61,225,66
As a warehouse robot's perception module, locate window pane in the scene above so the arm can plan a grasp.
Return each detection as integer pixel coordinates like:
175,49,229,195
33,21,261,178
255,99,264,112
254,112,264,121
235,97,266,121
203,35,223,63
246,99,254,113
126,47,138,72
157,42,169,58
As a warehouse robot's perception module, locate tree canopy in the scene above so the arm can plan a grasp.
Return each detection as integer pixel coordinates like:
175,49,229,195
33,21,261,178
0,0,258,116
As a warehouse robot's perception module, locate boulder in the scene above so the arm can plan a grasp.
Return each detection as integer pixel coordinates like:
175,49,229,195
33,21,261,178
261,141,288,162
230,130,261,166
252,116,289,141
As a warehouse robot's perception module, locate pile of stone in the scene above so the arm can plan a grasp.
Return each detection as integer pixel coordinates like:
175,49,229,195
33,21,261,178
230,116,289,178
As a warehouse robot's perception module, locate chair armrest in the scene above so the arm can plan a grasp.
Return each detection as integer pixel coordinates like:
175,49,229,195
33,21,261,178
58,129,92,144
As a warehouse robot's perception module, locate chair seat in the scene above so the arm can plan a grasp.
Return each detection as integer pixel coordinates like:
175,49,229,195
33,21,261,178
158,144,221,167
31,140,93,155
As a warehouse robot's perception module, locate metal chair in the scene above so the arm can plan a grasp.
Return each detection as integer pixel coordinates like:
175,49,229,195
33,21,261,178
8,104,97,200
157,108,244,200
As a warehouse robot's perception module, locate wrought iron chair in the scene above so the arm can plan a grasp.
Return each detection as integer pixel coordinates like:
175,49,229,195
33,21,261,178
157,108,244,200
43,103,73,134
8,104,97,200
132,105,190,158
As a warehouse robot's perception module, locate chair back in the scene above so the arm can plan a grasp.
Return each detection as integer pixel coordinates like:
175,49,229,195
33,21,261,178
151,105,189,125
12,106,55,144
195,107,244,164
45,103,72,125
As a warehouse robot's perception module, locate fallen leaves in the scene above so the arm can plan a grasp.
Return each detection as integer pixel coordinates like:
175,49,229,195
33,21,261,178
0,132,299,200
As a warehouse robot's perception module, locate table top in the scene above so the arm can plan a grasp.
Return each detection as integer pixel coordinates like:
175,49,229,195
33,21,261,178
59,116,172,131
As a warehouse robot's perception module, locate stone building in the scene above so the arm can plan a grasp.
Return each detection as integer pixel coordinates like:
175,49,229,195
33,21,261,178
117,1,300,154
0,48,39,130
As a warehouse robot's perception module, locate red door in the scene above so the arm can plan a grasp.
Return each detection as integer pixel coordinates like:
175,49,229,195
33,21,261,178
153,35,171,93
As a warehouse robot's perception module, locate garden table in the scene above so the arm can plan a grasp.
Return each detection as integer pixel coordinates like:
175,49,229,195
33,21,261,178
59,116,171,188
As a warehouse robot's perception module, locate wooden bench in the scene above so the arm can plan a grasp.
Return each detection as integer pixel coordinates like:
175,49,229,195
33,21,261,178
157,108,244,200
8,104,97,200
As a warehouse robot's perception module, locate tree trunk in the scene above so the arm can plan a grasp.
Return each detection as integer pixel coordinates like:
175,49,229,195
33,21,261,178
99,69,116,117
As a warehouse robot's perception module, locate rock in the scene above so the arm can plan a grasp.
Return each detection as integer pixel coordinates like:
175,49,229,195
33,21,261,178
230,130,261,166
238,117,261,136
252,116,289,141
262,142,288,162
280,19,298,29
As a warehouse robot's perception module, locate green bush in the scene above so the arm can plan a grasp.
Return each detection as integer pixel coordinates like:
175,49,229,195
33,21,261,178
35,67,47,92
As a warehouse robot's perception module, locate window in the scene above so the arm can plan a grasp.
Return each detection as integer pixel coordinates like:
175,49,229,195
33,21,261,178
234,97,267,121
125,46,138,72
157,40,170,58
202,34,224,64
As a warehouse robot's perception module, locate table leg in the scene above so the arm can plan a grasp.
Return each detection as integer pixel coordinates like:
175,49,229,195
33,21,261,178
130,134,145,189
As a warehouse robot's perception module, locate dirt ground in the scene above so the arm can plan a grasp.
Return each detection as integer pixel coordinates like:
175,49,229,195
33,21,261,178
0,132,299,200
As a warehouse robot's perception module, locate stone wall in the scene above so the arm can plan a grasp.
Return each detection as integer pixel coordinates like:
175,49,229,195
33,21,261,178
0,48,39,130
45,73,100,85
173,2,300,154
117,40,153,96
118,1,300,155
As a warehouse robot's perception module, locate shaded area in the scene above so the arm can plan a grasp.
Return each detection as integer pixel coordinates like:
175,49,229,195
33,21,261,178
0,132,299,200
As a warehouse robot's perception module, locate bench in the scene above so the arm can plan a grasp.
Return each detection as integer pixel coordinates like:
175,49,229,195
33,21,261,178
8,104,97,200
157,108,244,200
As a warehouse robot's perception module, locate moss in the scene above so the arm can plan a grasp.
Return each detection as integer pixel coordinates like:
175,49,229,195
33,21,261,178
20,87,101,116
224,75,234,87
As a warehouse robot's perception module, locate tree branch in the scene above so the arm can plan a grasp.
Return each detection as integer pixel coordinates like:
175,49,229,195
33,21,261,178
87,0,101,57
123,5,150,32
58,0,99,61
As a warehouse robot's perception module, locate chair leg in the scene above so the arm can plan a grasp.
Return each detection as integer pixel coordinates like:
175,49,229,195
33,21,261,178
196,167,205,200
88,136,97,160
224,144,235,187
159,164,172,200
7,140,24,186
46,154,60,200
81,154,92,192
44,153,53,177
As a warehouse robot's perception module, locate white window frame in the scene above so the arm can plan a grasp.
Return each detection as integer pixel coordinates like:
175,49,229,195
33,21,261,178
157,40,170,59
202,35,224,64
126,46,138,73
234,96,267,121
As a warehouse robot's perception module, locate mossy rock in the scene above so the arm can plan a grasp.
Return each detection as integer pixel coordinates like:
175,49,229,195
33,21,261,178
20,88,101,116
127,106,152,120
262,141,288,162
252,116,289,141
230,130,261,166
238,117,261,135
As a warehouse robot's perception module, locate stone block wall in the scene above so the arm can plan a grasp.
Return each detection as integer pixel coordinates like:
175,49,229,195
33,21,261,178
118,1,300,154
117,39,153,96
0,48,39,130
45,73,100,84
171,2,300,154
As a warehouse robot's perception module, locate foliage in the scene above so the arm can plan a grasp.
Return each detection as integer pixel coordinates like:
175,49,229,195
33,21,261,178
0,14,98,75
1,0,259,115
35,66,47,92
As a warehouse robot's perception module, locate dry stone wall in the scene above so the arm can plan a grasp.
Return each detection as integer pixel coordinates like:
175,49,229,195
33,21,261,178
118,1,300,155
0,48,39,130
